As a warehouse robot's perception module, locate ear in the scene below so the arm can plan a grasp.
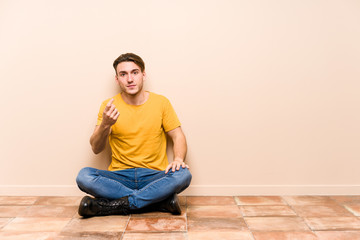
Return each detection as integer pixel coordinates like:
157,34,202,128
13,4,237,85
115,75,120,85
142,71,146,81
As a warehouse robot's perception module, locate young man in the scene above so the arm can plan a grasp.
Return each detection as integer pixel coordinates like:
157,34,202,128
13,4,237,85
76,53,192,217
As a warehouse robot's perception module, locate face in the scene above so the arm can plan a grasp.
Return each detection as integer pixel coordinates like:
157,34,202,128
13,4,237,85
115,61,146,96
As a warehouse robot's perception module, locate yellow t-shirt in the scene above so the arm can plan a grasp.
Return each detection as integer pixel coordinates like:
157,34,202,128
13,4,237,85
96,92,181,171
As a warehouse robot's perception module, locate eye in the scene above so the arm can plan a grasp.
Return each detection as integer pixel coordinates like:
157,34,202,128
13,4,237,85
120,73,125,77
133,71,138,75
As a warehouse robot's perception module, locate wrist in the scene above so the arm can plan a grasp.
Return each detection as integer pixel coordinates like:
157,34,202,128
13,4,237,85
100,122,112,130
173,158,184,163
99,123,112,135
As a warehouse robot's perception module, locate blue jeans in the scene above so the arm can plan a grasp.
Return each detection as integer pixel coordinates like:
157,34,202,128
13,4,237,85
76,167,192,210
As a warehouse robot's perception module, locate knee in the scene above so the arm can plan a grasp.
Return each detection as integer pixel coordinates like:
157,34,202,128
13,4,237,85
173,167,192,188
182,168,192,187
76,167,96,188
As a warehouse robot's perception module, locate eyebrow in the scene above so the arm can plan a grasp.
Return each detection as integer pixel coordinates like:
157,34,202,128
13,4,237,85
118,69,140,74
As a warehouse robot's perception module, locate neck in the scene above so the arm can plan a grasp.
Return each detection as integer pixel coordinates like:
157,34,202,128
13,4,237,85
121,90,149,105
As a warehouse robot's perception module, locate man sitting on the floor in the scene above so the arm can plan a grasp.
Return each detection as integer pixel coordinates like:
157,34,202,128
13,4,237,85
76,53,192,217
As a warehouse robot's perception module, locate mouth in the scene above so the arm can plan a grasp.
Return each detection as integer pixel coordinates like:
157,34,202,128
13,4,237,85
127,85,136,88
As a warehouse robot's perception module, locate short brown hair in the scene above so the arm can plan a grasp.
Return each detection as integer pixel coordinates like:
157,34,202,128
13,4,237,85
113,53,145,74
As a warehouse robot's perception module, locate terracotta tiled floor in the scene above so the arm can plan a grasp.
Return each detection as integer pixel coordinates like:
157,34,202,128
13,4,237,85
1,196,360,239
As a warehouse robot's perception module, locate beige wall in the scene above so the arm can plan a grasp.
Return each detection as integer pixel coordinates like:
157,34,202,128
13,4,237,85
1,0,359,196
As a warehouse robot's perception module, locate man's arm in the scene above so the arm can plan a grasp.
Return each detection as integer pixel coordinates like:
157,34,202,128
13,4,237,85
90,99,119,154
165,126,189,173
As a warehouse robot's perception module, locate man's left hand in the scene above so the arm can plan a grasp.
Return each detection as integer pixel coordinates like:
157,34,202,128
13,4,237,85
165,160,189,174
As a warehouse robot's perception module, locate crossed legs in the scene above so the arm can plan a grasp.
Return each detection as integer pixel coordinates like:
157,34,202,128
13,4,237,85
76,167,192,211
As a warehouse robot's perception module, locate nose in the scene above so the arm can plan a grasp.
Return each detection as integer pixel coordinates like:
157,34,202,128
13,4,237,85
127,75,134,83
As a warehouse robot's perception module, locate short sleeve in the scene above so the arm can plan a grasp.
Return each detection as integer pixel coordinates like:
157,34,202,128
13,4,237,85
162,98,181,132
96,100,110,126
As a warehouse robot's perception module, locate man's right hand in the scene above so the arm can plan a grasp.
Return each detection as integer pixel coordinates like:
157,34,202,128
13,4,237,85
90,99,119,154
101,98,120,127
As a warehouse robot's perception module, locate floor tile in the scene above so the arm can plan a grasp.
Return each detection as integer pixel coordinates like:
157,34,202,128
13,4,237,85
3,194,360,239
187,217,248,231
62,215,128,233
122,232,187,240
126,217,187,232
130,206,187,218
18,205,78,218
330,196,360,204
0,196,38,205
344,203,360,216
57,231,122,239
240,205,296,217
187,205,242,218
315,230,360,240
0,218,13,229
2,217,71,232
253,231,318,240
304,217,360,230
283,196,336,205
245,217,310,231
187,231,253,240
0,231,58,240
235,196,286,205
34,196,82,206
187,196,235,206
0,206,29,217
291,204,353,217
179,196,186,206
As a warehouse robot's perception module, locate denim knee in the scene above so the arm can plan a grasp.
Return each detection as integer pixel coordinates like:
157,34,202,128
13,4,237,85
181,168,192,188
76,167,96,190
171,167,192,192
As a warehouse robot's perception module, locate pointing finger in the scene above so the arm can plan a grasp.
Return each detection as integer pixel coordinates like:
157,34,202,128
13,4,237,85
105,99,114,110
107,104,115,114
